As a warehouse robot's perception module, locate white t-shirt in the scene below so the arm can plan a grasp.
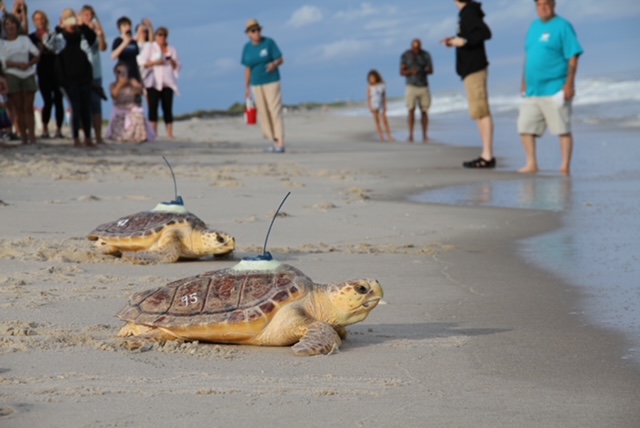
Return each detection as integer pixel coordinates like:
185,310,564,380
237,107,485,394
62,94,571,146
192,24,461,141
0,35,40,78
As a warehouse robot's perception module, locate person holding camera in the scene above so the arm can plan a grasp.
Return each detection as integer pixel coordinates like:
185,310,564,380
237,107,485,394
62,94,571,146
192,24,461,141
29,9,64,139
54,8,96,147
111,16,141,83
106,61,153,143
137,26,180,139
79,5,107,144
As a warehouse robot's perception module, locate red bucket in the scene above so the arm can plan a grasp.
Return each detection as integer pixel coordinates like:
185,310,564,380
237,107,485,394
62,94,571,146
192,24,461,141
245,98,257,125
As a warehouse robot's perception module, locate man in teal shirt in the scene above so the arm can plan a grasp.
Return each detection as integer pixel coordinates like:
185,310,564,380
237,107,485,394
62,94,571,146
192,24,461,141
518,0,583,175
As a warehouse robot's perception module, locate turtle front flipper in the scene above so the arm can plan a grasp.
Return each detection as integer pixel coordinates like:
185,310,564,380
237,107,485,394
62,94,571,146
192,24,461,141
292,321,342,356
121,244,182,264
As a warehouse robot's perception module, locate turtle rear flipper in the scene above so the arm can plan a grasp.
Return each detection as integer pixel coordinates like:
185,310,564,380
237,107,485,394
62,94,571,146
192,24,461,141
117,323,179,351
292,321,342,356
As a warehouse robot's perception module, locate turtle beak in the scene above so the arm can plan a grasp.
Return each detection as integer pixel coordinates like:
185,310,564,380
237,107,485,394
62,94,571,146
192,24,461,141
362,296,381,309
362,280,383,309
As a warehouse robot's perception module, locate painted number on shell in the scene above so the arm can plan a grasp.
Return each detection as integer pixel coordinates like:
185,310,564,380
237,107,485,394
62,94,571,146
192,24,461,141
181,293,198,306
117,219,129,227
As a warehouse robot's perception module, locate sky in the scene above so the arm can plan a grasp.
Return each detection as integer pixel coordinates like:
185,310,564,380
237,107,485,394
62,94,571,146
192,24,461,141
31,0,640,114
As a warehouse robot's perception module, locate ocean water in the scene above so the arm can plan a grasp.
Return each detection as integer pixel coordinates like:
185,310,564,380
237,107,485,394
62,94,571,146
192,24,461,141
345,74,640,364
345,75,640,127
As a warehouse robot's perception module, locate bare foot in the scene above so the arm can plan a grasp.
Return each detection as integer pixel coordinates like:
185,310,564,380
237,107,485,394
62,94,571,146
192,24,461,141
388,136,395,142
407,136,414,143
518,165,538,174
560,167,570,176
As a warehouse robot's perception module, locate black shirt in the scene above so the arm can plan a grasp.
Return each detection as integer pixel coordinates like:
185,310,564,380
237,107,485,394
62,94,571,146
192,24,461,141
455,1,492,79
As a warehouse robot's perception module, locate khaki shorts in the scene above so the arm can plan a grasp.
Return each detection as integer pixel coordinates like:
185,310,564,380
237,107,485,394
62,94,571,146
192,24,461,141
518,96,572,136
6,74,38,94
405,85,431,111
463,68,491,120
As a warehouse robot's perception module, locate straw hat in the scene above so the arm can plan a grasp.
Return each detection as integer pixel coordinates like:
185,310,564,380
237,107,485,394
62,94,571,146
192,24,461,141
245,19,262,33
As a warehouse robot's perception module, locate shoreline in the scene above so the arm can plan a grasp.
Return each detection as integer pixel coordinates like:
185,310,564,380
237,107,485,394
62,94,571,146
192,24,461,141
1,112,639,426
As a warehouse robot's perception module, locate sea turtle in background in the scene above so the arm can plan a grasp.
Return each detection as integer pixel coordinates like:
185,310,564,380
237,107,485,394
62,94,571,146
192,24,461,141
88,198,236,264
116,257,383,355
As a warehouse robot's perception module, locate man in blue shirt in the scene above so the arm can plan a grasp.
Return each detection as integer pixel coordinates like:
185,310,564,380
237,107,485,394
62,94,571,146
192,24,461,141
518,0,583,175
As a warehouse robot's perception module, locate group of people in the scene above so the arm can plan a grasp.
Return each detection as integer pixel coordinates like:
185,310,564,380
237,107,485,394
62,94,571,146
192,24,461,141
0,1,181,148
365,0,582,175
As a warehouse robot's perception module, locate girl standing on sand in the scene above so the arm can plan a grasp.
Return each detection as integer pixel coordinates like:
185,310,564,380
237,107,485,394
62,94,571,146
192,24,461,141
367,69,394,142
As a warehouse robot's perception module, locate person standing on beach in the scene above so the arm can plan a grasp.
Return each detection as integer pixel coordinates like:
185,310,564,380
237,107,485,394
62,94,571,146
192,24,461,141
138,26,181,139
442,0,495,169
79,5,107,144
367,69,394,142
400,39,432,143
0,13,39,146
111,16,141,83
241,19,285,153
29,9,64,139
517,0,583,176
54,9,96,147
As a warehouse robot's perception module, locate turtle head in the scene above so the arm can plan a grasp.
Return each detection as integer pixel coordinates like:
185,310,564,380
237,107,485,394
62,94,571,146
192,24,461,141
198,229,236,256
324,279,383,326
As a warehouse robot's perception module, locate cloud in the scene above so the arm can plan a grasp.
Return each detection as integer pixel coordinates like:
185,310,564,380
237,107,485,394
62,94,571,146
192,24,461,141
288,5,324,28
296,38,373,64
185,58,239,80
319,39,372,60
334,2,397,21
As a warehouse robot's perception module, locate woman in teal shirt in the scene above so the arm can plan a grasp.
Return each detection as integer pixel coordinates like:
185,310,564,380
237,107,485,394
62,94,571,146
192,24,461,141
241,19,285,153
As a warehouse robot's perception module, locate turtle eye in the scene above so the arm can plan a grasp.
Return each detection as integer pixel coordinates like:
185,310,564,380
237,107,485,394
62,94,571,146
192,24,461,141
356,285,368,294
216,235,226,244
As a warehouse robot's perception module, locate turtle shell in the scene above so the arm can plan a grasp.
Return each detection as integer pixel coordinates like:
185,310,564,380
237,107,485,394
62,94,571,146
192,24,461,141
88,211,206,240
116,262,312,329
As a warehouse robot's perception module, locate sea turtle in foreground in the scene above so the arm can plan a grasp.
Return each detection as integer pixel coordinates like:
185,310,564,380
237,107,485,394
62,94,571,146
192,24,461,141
88,200,236,264
116,257,383,355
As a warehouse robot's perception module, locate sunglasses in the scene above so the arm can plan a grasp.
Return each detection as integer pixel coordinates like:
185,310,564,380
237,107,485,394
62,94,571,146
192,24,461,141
248,27,261,33
156,33,167,37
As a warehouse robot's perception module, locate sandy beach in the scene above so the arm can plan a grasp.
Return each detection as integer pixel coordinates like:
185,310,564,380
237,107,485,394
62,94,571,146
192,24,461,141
1,111,639,427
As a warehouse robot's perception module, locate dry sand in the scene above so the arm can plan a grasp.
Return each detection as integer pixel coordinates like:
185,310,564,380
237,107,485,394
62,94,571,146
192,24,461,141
0,111,639,427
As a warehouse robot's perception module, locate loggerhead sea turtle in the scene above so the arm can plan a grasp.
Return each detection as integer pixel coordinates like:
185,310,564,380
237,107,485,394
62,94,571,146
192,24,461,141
116,257,383,355
88,199,236,264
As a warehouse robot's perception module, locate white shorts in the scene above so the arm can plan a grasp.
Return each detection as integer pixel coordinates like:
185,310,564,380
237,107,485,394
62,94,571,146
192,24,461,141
517,96,572,136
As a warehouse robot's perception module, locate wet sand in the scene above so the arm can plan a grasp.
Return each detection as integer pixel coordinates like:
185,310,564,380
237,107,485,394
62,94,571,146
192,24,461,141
0,111,639,427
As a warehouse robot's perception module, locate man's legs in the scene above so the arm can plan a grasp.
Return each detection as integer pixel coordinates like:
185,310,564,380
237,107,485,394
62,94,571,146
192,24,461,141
559,133,573,176
477,114,494,161
463,69,494,167
419,86,431,142
518,133,538,173
420,111,428,142
407,108,415,142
